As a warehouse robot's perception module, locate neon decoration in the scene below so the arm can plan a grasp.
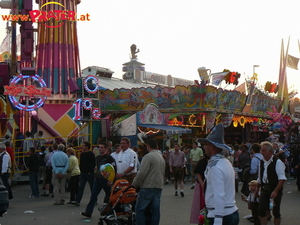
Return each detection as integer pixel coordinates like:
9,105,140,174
137,126,161,135
5,74,51,111
188,114,197,126
4,85,51,97
84,75,99,94
168,118,182,126
232,115,253,128
73,99,82,120
73,98,101,121
92,108,101,120
239,116,245,127
82,98,93,110
233,120,238,127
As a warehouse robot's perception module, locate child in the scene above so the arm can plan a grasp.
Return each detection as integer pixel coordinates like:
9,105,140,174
233,161,242,192
241,180,260,225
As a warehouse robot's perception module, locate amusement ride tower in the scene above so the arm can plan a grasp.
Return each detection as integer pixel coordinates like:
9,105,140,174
1,0,83,136
35,0,81,96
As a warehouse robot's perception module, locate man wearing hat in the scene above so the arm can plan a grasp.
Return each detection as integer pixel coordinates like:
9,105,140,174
198,124,239,225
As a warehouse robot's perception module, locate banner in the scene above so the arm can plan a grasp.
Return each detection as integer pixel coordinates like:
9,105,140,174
211,72,229,86
287,54,299,70
206,112,216,130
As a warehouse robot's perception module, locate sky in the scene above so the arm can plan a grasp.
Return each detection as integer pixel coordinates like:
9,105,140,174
1,0,300,96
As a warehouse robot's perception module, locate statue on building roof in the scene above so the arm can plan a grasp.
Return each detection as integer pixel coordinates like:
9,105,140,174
130,44,139,59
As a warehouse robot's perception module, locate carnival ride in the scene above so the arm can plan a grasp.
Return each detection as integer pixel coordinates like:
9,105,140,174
0,0,85,137
0,0,101,176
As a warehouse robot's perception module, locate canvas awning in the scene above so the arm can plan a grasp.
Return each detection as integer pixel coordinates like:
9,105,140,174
138,124,192,134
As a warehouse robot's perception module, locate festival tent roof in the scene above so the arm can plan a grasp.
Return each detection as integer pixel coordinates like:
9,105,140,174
98,77,154,91
138,124,192,134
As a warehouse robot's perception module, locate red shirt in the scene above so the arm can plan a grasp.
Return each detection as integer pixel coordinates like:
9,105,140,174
6,147,14,162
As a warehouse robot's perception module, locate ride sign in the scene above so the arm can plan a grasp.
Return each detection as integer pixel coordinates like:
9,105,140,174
4,74,52,111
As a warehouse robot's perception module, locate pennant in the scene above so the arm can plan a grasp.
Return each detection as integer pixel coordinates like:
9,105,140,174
0,33,10,53
221,113,234,127
287,54,299,70
211,72,229,86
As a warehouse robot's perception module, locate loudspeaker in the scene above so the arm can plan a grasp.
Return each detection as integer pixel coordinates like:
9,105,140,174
0,63,10,86
68,78,79,92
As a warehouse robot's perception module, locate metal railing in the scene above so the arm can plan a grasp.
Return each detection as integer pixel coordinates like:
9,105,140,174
11,132,91,174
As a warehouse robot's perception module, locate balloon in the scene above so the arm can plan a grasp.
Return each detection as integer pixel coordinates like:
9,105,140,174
100,163,115,182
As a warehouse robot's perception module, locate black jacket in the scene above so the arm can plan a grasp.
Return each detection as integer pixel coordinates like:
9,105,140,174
28,154,40,173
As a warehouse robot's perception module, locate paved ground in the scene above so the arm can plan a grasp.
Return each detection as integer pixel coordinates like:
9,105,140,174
0,177,299,225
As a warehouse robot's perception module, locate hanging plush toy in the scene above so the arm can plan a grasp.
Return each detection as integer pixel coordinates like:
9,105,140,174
266,106,292,132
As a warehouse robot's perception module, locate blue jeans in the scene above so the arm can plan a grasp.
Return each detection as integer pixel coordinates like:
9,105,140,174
29,172,39,197
207,210,239,225
85,178,111,214
135,188,162,225
76,173,94,203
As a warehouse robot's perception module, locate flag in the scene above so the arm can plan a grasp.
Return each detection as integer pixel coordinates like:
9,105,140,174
211,72,229,86
277,38,290,113
277,39,284,99
0,33,10,54
16,34,21,55
287,54,299,70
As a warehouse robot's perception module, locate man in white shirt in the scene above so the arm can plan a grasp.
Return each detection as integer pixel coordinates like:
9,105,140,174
0,143,12,199
116,137,138,185
199,124,239,225
34,131,45,150
23,131,34,152
255,141,286,225
110,144,121,161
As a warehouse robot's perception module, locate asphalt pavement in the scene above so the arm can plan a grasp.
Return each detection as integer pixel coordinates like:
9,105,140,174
0,176,299,225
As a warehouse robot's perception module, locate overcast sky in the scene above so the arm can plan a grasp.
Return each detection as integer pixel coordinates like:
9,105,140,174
1,0,300,95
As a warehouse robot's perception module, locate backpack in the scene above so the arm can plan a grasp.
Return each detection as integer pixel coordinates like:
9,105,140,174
242,156,260,181
241,156,260,196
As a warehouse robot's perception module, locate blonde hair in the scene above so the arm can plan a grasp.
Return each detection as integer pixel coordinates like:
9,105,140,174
261,141,273,152
248,180,258,186
66,148,75,155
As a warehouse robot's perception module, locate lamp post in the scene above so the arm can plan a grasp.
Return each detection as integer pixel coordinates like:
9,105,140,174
253,65,260,75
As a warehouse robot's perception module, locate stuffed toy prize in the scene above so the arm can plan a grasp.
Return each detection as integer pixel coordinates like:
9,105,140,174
100,163,115,182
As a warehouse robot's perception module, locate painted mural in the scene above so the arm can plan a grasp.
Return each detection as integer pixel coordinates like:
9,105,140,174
100,84,267,113
136,103,165,125
250,92,282,114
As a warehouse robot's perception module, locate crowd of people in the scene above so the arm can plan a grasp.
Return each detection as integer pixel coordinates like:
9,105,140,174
0,132,166,224
1,126,300,225
187,127,300,225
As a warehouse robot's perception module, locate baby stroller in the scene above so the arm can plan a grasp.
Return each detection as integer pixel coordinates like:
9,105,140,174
98,179,136,225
